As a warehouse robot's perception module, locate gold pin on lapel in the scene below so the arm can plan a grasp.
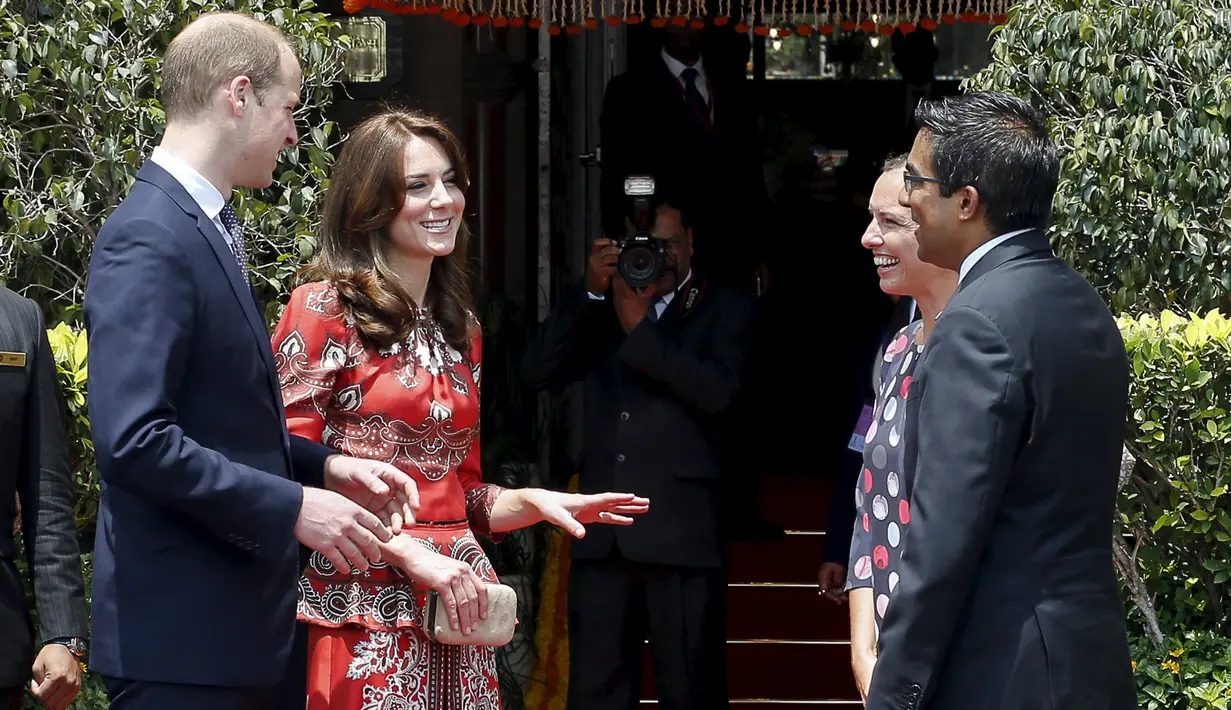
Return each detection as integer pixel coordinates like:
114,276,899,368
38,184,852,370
0,351,27,367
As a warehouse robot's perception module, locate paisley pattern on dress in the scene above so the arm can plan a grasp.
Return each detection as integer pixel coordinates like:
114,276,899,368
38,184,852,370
272,281,506,709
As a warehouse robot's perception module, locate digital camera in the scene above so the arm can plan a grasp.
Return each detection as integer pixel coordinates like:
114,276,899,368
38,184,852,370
616,176,668,289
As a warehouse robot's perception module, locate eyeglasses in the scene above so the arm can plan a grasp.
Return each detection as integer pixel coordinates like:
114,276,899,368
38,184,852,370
902,170,945,195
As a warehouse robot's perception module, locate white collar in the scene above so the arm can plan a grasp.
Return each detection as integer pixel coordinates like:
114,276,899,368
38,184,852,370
150,146,226,221
958,228,1034,285
661,48,705,83
659,269,693,306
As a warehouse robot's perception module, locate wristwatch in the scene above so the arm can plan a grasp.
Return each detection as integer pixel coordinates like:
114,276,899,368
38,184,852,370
45,637,88,659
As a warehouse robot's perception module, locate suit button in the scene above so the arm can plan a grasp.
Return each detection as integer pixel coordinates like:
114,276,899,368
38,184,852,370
616,454,626,462
620,412,630,420
227,534,237,543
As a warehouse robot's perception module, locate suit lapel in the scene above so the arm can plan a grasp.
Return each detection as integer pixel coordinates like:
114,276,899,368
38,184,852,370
135,163,282,398
958,230,1052,292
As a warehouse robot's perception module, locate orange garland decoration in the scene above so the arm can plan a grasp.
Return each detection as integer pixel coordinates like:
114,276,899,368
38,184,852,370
341,0,1012,32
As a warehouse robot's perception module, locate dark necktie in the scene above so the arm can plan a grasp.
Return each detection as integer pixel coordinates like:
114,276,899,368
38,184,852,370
648,296,664,322
680,67,711,132
219,203,250,286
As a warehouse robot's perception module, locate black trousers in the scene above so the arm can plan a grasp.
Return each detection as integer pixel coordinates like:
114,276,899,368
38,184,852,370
567,551,728,710
102,676,278,710
0,686,22,710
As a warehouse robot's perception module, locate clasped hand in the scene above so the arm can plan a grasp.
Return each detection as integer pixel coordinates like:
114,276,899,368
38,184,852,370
28,644,81,710
293,454,421,574
613,275,658,334
386,536,490,636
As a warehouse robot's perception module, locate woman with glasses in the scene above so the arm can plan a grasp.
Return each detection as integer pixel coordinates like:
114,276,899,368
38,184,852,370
845,154,957,703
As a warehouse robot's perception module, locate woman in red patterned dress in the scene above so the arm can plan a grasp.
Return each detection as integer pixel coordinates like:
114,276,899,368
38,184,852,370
271,109,650,709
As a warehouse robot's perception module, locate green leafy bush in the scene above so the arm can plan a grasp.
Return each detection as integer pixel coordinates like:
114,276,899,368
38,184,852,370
1131,630,1231,710
967,0,1231,314
46,323,99,537
0,0,348,323
1118,310,1231,632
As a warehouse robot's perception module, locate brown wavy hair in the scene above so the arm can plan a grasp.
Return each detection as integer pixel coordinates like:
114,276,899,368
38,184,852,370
302,108,475,356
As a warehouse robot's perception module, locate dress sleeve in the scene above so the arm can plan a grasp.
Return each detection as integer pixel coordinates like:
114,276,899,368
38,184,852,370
457,326,507,541
847,467,874,590
272,282,352,445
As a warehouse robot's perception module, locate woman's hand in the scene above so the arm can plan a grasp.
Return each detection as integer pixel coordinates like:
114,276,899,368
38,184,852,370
848,586,878,704
852,647,877,704
384,535,487,635
529,490,651,538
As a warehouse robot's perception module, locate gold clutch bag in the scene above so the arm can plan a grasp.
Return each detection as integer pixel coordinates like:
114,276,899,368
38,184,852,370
422,583,517,647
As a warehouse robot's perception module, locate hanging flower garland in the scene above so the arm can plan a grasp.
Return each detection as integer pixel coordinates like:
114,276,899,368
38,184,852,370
342,0,1014,34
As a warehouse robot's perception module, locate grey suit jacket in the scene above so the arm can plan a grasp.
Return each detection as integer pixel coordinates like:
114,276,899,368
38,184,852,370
0,286,88,687
864,232,1137,710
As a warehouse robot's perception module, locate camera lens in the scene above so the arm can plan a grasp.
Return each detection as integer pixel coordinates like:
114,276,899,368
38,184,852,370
618,243,660,287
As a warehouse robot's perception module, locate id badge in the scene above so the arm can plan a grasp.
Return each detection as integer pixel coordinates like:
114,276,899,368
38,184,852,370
847,404,875,453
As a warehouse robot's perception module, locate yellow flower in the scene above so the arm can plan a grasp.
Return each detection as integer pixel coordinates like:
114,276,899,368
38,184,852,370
1131,660,1137,671
1161,660,1180,674
1169,649,1185,657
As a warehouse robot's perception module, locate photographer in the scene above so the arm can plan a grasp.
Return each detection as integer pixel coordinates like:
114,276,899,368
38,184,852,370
525,191,755,709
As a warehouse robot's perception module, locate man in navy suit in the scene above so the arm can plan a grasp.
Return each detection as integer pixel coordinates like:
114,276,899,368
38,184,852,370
84,12,419,709
864,92,1135,710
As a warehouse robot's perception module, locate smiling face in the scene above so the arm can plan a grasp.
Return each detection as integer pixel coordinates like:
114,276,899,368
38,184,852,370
862,170,921,296
861,168,952,299
386,134,466,260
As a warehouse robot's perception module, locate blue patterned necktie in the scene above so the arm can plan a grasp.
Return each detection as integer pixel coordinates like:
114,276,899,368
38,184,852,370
219,203,249,286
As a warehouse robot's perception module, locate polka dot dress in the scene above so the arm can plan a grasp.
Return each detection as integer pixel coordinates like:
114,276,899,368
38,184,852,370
847,319,926,628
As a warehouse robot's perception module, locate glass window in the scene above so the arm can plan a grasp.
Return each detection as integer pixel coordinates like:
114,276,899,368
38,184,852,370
751,19,995,80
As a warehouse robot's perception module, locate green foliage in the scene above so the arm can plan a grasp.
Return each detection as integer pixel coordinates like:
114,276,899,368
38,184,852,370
1131,630,1231,710
967,0,1231,314
0,0,349,323
1118,310,1231,631
46,322,100,538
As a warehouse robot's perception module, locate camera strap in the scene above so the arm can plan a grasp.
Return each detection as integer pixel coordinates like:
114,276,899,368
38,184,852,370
676,276,706,321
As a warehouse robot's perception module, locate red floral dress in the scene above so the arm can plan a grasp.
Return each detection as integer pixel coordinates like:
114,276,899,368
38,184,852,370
272,281,505,710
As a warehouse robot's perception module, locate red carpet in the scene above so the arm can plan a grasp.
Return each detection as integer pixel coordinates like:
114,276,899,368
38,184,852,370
639,473,862,707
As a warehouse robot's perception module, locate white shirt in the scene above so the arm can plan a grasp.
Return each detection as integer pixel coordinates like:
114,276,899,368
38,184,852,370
149,146,232,249
661,48,710,106
958,228,1034,285
653,269,692,319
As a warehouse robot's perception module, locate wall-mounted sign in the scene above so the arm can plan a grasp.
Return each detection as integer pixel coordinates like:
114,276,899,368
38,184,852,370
336,16,387,83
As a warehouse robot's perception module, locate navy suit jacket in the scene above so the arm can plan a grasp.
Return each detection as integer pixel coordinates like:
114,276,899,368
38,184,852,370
84,161,333,687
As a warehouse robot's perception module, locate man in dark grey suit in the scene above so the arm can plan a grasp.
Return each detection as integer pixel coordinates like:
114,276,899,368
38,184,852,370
864,92,1137,710
0,285,88,710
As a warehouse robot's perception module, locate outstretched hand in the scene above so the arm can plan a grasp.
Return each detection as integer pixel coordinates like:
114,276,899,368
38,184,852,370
324,454,421,531
531,490,651,538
